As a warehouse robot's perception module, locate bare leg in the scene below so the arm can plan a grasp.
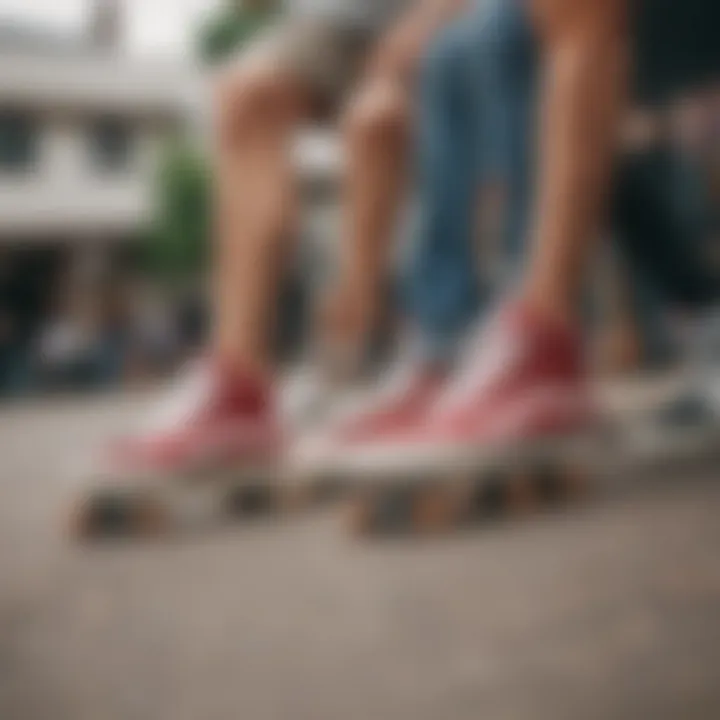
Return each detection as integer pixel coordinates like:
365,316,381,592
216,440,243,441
322,74,411,364
321,3,467,366
213,60,308,376
524,0,630,323
77,59,308,515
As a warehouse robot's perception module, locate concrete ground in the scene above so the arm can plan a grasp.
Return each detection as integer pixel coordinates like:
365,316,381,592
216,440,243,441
1,391,719,720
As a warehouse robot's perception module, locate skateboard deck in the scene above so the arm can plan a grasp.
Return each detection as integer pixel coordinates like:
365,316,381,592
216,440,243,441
70,462,343,540
70,453,590,541
339,435,601,537
340,388,720,537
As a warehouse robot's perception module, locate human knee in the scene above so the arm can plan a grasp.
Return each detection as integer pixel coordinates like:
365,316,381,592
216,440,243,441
214,61,295,142
343,81,410,150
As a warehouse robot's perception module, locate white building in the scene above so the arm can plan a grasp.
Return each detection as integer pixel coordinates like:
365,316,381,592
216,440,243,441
0,1,198,264
0,1,341,251
0,0,199,342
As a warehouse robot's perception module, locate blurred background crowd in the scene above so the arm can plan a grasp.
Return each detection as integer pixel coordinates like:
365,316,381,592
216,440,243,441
0,0,718,400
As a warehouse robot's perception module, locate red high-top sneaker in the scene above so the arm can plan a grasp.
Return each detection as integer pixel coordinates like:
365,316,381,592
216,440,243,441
89,359,281,486
332,302,599,476
290,360,448,479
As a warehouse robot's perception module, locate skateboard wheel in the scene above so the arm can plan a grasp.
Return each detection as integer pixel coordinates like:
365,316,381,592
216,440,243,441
412,484,457,533
534,465,567,504
282,471,346,511
74,494,166,539
279,482,312,512
506,472,539,515
347,495,373,535
311,475,346,505
560,466,589,499
469,472,508,521
349,485,415,536
374,486,416,534
226,484,275,517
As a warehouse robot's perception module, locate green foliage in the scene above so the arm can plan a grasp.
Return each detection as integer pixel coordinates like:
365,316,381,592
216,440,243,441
145,141,211,281
198,2,279,65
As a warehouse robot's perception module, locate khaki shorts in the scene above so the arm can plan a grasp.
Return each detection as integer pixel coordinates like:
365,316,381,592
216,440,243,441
244,19,379,113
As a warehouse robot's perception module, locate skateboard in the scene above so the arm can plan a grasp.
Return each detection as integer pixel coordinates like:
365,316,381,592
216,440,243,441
71,459,590,542
341,379,720,537
339,434,602,537
70,462,345,541
71,412,613,540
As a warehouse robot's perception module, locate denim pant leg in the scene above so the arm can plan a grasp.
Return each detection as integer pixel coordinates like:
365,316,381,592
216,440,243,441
401,16,484,361
487,0,538,268
402,0,538,362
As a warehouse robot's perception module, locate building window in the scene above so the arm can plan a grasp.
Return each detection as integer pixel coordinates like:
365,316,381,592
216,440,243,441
0,112,38,173
89,117,134,173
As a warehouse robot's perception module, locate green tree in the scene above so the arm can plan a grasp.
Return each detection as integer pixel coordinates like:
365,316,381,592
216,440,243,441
198,0,279,65
145,141,211,281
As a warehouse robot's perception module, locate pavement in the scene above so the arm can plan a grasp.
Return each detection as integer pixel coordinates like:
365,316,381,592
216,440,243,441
1,389,720,720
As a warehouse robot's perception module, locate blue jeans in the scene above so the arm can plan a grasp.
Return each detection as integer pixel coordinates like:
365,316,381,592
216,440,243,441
402,0,719,364
402,0,536,361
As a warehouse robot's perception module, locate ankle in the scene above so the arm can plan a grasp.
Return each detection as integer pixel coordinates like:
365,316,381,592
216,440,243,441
213,335,270,378
212,353,273,400
521,283,578,332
